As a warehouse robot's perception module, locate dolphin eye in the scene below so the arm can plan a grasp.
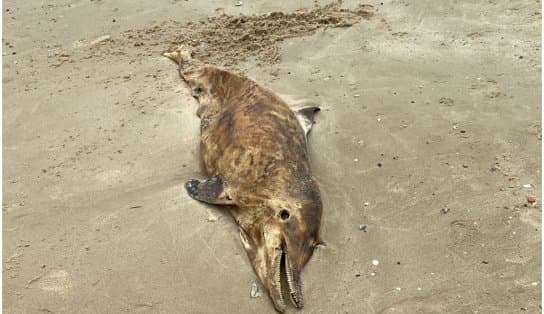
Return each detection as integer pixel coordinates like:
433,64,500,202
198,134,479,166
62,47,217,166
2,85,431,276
279,209,290,221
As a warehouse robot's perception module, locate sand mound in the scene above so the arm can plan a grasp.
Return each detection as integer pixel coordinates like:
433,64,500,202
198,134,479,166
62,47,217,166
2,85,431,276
89,2,373,69
169,2,373,67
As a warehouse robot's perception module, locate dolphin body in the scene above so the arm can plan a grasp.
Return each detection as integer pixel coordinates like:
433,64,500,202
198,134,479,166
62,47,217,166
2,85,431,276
165,46,323,312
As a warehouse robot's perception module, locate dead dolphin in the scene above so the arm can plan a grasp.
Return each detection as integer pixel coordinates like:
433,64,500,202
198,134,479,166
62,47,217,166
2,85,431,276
164,46,324,312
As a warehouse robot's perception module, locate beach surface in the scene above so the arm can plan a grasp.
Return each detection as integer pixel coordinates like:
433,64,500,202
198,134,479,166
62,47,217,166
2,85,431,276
3,0,541,313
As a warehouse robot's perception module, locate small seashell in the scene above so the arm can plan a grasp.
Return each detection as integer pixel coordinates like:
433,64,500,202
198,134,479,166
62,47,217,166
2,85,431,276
250,281,262,298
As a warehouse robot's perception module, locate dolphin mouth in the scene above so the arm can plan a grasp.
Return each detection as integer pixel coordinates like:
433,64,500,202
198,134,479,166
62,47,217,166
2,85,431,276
271,247,303,312
284,251,304,309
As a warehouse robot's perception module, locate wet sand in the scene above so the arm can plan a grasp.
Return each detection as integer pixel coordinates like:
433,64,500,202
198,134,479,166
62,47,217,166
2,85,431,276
3,0,541,313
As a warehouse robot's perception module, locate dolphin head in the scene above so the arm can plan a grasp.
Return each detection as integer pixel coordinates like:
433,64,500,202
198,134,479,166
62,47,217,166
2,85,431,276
237,184,323,312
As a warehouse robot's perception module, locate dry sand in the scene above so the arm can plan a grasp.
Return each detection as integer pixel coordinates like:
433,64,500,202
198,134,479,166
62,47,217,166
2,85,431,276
3,0,541,313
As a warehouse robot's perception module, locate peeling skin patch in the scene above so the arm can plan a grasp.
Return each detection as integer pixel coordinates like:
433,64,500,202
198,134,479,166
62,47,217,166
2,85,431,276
39,270,72,294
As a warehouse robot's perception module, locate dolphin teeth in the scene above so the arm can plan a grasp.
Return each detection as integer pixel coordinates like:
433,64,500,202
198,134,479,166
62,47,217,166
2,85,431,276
274,251,284,309
285,255,303,308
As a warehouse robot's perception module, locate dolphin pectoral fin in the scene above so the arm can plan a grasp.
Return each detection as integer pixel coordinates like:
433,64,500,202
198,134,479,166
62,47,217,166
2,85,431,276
184,176,234,205
294,106,321,138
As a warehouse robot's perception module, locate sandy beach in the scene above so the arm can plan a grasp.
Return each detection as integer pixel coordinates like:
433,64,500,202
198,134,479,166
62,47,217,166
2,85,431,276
3,0,541,313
